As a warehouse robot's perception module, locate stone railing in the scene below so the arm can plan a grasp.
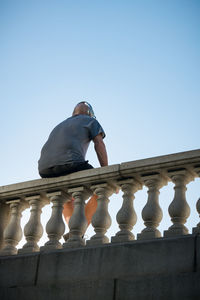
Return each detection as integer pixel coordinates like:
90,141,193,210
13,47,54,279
0,149,200,256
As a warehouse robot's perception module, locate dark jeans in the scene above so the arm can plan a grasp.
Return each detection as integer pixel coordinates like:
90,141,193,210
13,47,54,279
39,161,93,178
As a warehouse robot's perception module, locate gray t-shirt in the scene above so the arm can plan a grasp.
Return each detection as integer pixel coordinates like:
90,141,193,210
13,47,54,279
38,114,105,172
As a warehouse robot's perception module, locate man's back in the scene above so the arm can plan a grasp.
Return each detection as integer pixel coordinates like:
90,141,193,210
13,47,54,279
38,114,105,173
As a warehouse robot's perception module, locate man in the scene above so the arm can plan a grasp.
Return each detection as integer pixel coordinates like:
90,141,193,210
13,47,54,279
38,101,107,177
38,101,108,236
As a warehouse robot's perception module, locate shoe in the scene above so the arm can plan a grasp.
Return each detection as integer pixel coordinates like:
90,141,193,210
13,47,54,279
63,232,70,242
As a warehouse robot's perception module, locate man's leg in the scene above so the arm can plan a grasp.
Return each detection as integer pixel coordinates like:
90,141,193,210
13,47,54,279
85,194,98,225
62,194,98,227
62,195,98,241
63,199,74,225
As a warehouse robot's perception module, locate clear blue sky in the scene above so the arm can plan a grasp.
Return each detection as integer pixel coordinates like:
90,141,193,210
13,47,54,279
1,0,200,240
1,0,199,185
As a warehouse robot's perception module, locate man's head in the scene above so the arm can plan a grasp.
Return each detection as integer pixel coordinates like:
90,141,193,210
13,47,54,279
72,102,96,118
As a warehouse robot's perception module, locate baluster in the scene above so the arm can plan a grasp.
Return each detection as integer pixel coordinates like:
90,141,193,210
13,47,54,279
19,194,49,253
41,191,69,251
111,179,142,243
0,203,10,250
193,198,200,234
193,168,200,234
0,199,28,256
87,183,114,246
64,187,91,248
164,170,194,237
138,175,167,240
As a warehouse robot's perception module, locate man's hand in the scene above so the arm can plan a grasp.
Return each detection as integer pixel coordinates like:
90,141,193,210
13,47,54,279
93,134,108,167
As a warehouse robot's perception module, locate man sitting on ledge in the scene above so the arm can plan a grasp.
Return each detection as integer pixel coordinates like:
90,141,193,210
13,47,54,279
38,101,108,239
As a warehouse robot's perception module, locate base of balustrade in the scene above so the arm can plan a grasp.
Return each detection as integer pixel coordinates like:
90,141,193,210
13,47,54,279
111,233,135,243
0,251,16,257
0,246,17,256
63,238,85,248
137,230,161,240
164,228,188,237
86,235,109,246
40,242,62,252
18,246,39,254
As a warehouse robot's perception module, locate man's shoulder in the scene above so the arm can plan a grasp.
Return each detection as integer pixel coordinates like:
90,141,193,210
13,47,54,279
57,115,101,128
71,115,99,123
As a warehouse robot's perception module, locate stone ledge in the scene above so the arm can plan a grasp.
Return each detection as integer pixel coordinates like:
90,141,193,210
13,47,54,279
0,164,121,200
0,149,199,201
120,148,200,175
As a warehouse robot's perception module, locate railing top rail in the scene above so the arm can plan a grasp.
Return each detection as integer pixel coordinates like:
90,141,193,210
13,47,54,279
0,149,200,201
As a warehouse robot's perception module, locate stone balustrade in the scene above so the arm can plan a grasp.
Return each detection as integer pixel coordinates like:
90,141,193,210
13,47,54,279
0,149,200,256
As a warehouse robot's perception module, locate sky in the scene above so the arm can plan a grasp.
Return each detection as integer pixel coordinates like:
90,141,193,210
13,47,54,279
0,0,200,244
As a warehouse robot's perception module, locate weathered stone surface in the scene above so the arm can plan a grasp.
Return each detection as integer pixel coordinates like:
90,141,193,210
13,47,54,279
115,272,200,300
0,235,198,299
0,253,39,287
1,272,199,300
37,235,195,286
0,279,114,300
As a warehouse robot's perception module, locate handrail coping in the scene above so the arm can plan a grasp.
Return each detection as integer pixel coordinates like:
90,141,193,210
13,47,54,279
0,149,199,201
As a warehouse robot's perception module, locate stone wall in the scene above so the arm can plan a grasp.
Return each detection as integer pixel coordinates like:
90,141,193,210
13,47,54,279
0,235,200,300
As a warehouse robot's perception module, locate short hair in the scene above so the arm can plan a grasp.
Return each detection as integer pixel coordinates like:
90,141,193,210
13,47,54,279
74,101,96,118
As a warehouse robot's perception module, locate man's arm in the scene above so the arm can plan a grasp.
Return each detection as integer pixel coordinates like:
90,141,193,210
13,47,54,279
93,134,108,167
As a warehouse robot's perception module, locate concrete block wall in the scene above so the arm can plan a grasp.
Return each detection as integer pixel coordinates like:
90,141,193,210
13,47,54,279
0,235,200,300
